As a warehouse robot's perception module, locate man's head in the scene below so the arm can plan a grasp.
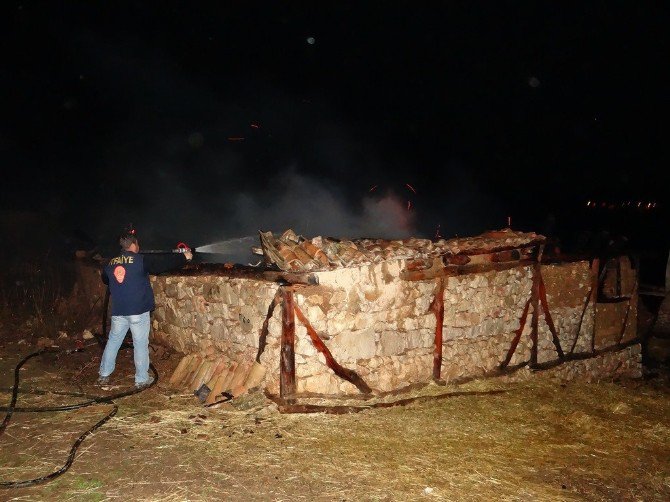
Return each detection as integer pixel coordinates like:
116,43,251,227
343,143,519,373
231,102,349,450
119,230,139,252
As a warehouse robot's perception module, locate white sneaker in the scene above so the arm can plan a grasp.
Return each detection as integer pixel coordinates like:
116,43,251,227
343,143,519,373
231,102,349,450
135,376,154,389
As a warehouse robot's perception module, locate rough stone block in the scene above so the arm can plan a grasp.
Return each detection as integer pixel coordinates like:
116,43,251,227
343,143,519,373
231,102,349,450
329,328,376,362
379,330,406,356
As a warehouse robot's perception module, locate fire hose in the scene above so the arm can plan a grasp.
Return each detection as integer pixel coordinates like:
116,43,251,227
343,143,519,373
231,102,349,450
0,288,159,489
1,240,193,488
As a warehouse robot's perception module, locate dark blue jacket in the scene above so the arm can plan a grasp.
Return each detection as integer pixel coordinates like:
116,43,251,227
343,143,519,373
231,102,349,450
102,251,187,316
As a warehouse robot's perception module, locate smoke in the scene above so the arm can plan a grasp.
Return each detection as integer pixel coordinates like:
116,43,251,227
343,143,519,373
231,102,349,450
230,167,416,239
96,160,417,258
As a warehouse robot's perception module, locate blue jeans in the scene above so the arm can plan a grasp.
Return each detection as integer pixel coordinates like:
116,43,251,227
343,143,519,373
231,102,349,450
99,311,151,385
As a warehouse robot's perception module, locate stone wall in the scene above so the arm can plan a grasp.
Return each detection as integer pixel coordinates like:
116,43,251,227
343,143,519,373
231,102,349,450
151,256,640,397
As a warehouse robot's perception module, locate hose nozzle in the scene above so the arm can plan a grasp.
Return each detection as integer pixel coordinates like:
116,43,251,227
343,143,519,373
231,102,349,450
175,242,191,253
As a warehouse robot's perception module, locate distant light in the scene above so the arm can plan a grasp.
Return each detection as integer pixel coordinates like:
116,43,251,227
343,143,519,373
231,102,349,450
306,37,316,45
528,76,540,88
586,200,591,207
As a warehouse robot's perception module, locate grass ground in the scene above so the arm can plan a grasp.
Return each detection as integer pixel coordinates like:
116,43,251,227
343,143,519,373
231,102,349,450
1,338,669,502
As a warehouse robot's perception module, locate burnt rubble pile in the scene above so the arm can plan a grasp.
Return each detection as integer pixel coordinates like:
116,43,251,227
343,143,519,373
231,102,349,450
258,228,546,273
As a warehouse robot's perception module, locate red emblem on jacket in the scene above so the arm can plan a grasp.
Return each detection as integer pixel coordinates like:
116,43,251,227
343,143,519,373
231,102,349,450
113,265,126,284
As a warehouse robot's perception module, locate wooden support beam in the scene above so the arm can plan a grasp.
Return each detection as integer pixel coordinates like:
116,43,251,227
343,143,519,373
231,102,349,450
266,389,507,414
171,262,319,285
569,286,593,355
617,276,638,344
539,276,565,359
429,278,445,380
529,246,544,367
294,305,372,394
500,297,531,369
401,258,536,282
590,257,600,353
279,287,296,400
256,289,283,363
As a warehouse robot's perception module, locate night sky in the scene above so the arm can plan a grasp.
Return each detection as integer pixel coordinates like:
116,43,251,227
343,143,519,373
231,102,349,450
1,2,666,259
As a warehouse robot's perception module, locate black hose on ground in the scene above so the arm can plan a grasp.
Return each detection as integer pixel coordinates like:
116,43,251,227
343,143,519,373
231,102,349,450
0,346,158,489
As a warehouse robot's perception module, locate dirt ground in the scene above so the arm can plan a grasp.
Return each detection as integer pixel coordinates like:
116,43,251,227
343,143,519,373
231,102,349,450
1,334,669,502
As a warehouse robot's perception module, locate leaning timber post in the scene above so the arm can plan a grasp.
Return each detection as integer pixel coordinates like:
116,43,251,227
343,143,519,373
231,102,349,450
294,305,373,394
590,257,600,353
529,245,544,368
430,278,445,380
280,286,296,401
539,276,565,359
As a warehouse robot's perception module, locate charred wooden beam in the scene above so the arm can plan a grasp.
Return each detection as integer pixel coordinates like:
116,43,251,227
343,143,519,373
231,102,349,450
617,276,638,344
500,297,531,369
401,258,536,282
160,263,318,285
452,238,546,256
429,278,445,380
279,287,296,400
266,389,507,414
256,288,283,363
294,305,372,395
590,257,600,353
568,286,593,355
490,249,521,263
531,337,640,371
529,246,544,367
442,254,471,266
539,276,565,359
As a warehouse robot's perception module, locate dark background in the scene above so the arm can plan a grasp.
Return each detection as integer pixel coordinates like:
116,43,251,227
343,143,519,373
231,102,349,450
1,2,666,279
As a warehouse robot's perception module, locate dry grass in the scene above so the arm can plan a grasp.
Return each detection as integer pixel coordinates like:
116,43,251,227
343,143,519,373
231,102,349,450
1,346,669,501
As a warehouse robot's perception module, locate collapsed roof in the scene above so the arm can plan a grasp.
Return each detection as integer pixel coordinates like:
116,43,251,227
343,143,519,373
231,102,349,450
258,228,546,273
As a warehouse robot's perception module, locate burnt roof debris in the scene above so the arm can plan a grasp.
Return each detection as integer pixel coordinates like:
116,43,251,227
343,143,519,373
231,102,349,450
258,228,546,273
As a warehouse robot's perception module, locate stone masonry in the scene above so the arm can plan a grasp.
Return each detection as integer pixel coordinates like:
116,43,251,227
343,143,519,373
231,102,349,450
150,254,640,397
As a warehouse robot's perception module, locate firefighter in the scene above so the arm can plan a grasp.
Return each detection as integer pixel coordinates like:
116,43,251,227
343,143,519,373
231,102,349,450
98,228,193,387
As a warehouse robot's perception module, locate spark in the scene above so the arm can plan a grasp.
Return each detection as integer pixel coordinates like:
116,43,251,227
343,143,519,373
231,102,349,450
250,123,260,129
369,185,378,192
405,183,417,194
227,137,245,142
407,200,412,211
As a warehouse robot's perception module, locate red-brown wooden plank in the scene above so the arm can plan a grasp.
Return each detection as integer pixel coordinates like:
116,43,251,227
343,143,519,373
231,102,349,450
256,289,283,363
529,247,544,367
429,279,445,380
280,287,296,399
500,297,531,369
294,305,372,394
590,257,600,353
539,275,565,359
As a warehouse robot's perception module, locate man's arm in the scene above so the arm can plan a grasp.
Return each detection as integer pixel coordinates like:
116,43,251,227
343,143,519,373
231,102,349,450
143,251,193,275
101,266,109,285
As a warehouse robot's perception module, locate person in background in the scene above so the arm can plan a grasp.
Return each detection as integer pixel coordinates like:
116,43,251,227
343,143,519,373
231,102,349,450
98,228,193,387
